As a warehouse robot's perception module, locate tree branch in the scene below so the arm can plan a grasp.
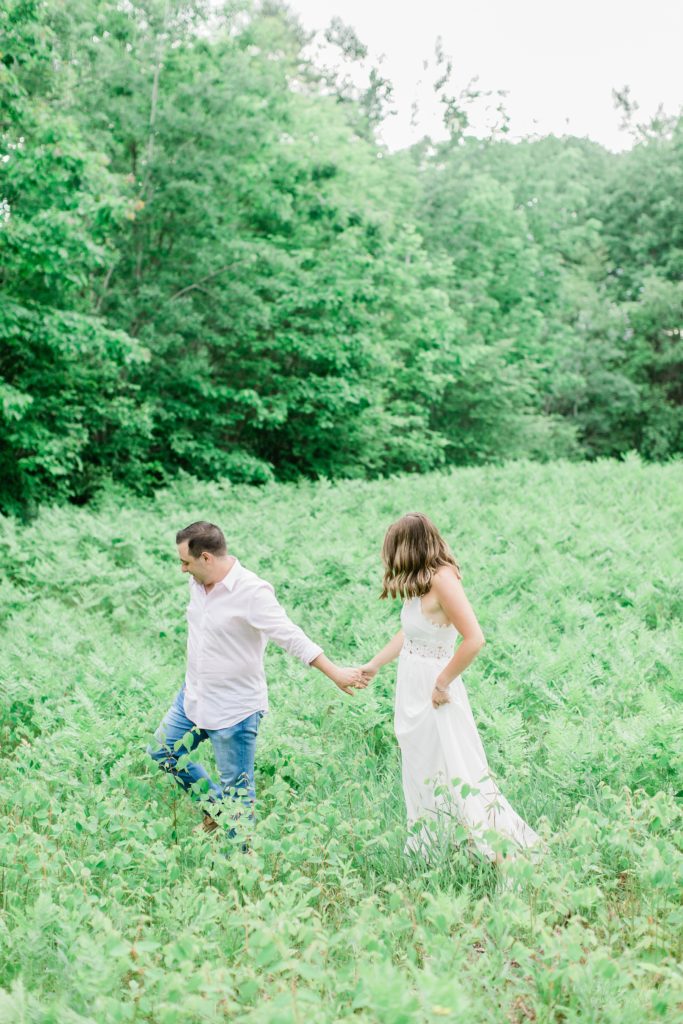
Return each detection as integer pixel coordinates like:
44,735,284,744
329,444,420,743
169,263,242,301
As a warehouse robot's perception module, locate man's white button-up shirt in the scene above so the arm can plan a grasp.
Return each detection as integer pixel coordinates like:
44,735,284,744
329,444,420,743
183,559,323,729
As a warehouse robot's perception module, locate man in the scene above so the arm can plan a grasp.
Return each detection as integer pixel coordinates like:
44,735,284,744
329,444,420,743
148,521,364,843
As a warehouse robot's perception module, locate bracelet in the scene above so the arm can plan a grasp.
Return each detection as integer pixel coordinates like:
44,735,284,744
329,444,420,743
436,682,449,693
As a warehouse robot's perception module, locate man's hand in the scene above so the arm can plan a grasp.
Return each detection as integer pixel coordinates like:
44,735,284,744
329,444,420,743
332,666,367,696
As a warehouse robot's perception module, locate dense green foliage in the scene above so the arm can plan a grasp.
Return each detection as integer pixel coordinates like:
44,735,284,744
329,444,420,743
0,459,681,1021
1,0,682,514
417,132,683,463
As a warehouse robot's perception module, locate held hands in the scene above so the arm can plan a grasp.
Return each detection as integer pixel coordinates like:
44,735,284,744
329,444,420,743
334,661,377,697
311,654,368,696
332,665,368,696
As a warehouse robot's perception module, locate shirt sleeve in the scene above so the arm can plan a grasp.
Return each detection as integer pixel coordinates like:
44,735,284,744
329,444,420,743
246,582,323,666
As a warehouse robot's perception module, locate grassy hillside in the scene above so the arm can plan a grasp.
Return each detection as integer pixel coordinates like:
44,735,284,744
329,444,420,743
0,457,681,1023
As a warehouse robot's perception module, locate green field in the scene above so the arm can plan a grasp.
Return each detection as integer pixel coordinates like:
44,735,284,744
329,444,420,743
0,458,681,1023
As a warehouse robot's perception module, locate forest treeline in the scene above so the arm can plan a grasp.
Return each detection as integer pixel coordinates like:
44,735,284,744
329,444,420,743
1,0,682,514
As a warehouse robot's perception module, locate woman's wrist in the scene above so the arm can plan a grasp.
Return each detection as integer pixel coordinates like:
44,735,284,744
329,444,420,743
435,676,450,691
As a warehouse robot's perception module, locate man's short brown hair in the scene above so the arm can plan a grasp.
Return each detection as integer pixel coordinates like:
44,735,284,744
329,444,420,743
176,521,227,557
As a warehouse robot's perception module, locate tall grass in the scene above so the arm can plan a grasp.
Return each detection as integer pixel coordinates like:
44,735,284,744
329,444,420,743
0,456,681,1022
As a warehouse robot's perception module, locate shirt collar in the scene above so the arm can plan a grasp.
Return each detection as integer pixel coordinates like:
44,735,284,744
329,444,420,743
189,557,242,592
218,557,242,591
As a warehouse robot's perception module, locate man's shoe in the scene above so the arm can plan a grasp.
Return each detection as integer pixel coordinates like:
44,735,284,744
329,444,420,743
198,813,220,835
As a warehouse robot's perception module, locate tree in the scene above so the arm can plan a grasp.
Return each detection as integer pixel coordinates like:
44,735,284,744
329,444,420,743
0,0,153,514
66,1,457,481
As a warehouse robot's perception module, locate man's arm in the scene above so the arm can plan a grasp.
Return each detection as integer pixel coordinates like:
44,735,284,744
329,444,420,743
246,584,364,695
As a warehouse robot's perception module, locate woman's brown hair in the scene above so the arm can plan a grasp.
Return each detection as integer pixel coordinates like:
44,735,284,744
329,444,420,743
380,512,461,600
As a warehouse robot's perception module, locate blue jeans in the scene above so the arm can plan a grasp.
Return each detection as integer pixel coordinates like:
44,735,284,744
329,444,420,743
147,685,263,839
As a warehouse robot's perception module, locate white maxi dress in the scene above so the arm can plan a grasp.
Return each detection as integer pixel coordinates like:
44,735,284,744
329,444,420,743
394,596,542,863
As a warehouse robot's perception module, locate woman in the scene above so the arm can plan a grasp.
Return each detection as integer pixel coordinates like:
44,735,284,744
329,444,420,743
361,513,542,875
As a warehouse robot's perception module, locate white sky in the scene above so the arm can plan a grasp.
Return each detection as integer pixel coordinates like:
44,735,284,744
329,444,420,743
287,0,683,151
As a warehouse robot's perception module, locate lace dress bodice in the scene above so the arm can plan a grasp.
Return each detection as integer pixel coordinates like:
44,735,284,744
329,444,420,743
400,596,458,661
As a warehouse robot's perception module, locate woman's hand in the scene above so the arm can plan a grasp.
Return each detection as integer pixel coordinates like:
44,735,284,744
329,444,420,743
359,662,378,685
431,680,450,709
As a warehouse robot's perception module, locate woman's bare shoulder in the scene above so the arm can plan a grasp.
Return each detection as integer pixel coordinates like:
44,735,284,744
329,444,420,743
431,564,462,589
